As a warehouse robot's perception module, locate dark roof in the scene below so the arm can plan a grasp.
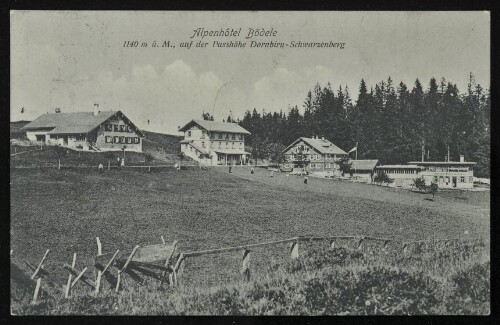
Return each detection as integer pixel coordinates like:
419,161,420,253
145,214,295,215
351,160,379,171
283,137,347,155
179,119,251,134
22,111,145,137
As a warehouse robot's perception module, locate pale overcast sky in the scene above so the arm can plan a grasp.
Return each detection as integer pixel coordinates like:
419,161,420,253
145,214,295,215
10,11,490,134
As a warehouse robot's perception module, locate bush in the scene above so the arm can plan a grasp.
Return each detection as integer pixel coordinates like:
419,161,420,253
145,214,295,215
413,178,427,192
374,171,393,184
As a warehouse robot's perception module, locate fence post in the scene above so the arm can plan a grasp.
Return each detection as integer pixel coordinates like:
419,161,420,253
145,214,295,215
357,236,365,250
241,250,251,282
115,245,140,292
94,237,103,296
171,254,185,287
32,278,42,305
290,241,299,260
402,242,409,255
383,240,390,252
65,253,77,298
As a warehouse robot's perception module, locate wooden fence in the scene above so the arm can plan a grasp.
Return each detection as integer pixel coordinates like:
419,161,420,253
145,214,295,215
10,234,485,304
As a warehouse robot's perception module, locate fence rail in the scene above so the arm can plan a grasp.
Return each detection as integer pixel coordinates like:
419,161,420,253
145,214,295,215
11,234,485,305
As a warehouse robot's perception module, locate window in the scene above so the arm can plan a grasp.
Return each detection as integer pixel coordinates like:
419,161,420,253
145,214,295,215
226,142,228,148
231,134,236,140
240,142,243,148
120,136,125,143
232,142,235,148
105,136,112,143
326,163,331,168
126,137,132,144
460,177,465,183
187,131,191,137
445,177,450,183
114,136,119,143
119,125,124,132
239,134,243,140
434,176,438,183
105,124,112,131
310,163,315,168
219,142,222,148
114,125,119,132
469,176,473,183
218,133,223,139
134,137,139,144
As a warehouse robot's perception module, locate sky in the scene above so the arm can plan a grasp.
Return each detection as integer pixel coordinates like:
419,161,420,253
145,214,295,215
10,11,490,134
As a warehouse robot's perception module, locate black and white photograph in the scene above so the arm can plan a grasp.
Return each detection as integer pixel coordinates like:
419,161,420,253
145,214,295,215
9,11,490,315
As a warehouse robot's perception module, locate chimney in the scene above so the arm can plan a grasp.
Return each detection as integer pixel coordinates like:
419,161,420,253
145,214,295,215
94,103,99,116
460,155,464,162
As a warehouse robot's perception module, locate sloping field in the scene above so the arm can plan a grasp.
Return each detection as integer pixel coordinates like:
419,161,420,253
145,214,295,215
10,167,489,287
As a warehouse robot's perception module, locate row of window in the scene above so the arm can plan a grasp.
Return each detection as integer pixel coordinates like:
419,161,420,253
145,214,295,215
381,169,416,174
105,124,135,133
105,136,140,144
289,154,335,161
284,163,333,169
433,176,473,183
186,130,244,141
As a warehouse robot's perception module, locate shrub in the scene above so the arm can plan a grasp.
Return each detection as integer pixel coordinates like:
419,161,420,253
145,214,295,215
374,171,393,184
413,178,427,192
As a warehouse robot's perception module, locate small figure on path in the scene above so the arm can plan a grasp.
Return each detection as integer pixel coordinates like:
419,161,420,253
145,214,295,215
120,158,125,167
98,163,104,172
251,167,254,174
270,170,274,177
304,176,308,184
229,165,232,173
116,157,121,167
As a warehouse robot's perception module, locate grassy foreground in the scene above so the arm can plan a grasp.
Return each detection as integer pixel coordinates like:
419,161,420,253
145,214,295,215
11,242,489,315
10,166,490,315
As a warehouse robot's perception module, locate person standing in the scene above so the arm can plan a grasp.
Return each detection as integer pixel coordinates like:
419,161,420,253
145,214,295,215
117,156,121,167
98,162,104,172
121,158,125,167
251,167,254,174
304,175,308,184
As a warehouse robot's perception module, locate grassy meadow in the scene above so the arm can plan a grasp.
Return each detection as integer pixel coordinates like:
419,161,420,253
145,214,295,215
10,164,490,315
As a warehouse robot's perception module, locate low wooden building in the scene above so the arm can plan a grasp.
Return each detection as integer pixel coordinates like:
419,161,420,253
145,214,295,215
350,159,380,182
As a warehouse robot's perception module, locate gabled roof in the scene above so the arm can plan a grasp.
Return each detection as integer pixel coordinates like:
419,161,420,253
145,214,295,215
351,160,379,171
179,119,251,135
22,111,145,137
283,137,347,155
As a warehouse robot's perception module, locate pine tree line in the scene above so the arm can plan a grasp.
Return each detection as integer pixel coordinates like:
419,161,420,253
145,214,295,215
208,74,490,177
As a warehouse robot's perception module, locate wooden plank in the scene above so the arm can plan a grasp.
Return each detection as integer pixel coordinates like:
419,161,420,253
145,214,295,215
115,246,140,292
71,267,89,288
290,242,299,260
25,261,63,291
184,237,299,258
95,244,174,265
32,278,41,305
31,250,50,279
63,264,95,288
241,250,251,282
65,253,76,298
